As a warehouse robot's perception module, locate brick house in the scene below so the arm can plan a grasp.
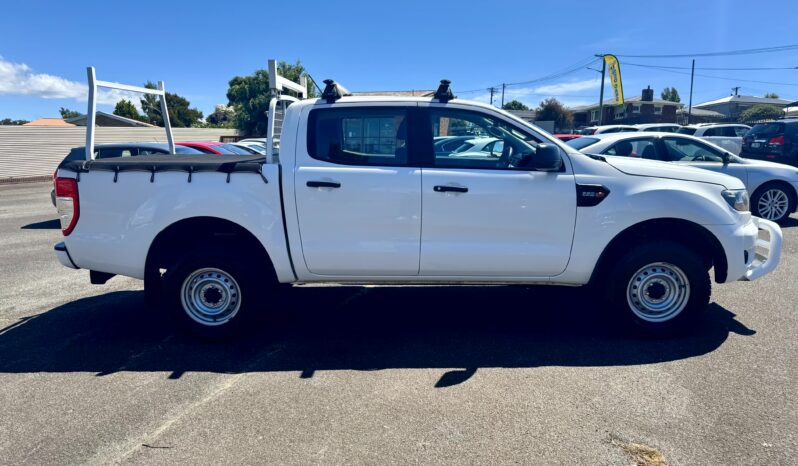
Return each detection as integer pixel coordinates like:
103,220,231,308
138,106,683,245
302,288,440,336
571,87,681,128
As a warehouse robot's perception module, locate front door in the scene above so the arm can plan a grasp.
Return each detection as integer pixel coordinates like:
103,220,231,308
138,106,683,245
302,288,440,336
294,105,422,276
419,106,577,277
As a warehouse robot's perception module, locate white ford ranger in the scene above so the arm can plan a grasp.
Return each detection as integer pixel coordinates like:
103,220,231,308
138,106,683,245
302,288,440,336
53,77,783,338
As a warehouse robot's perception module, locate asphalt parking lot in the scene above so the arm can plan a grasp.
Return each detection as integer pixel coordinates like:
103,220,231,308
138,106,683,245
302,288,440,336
1,181,796,465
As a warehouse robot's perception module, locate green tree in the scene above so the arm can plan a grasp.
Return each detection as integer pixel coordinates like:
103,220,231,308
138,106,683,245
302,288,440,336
113,99,142,121
535,98,573,131
205,104,235,127
59,107,81,119
738,104,783,123
140,82,203,127
661,87,681,103
226,60,315,136
764,92,780,99
502,100,529,111
0,118,30,125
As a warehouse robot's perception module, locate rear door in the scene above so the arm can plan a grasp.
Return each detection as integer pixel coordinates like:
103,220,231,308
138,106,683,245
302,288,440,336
418,105,576,277
293,105,422,276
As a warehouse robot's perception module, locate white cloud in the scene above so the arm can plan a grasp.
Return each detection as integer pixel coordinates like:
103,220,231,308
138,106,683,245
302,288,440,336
532,78,601,94
0,56,142,112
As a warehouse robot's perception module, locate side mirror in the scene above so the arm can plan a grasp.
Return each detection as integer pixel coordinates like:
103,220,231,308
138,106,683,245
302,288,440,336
531,144,563,171
722,151,731,164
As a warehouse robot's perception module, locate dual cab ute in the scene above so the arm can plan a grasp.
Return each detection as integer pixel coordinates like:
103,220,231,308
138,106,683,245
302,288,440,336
53,75,783,339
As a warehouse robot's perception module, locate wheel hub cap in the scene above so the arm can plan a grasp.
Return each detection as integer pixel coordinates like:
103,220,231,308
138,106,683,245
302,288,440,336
758,189,789,221
181,268,241,326
627,262,690,322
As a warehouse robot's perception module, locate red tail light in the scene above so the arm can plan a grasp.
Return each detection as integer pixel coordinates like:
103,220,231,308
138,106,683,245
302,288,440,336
769,135,784,146
54,177,79,236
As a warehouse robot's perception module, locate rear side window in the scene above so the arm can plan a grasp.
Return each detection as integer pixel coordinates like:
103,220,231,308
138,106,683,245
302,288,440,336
97,148,134,159
606,138,662,160
309,108,409,166
677,127,697,135
703,127,720,136
139,148,169,155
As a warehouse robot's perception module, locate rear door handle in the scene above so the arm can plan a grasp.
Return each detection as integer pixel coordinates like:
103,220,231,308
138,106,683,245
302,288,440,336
307,181,341,188
433,185,468,193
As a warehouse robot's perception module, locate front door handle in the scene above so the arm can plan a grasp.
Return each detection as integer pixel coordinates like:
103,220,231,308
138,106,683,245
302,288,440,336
307,180,341,188
433,185,468,193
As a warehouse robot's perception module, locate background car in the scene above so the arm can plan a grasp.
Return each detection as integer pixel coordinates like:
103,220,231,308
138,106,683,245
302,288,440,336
232,142,266,155
51,143,203,205
554,134,583,142
634,123,681,133
433,136,477,156
678,123,750,155
577,125,638,135
176,141,254,155
741,119,798,167
567,132,798,223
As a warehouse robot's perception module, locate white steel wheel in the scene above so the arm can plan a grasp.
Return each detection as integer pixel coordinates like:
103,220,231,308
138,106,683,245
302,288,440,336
180,267,241,326
626,262,690,323
756,188,790,221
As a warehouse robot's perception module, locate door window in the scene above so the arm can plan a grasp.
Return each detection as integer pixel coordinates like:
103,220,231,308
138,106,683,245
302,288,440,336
309,108,409,166
605,138,662,160
428,109,543,169
662,137,724,162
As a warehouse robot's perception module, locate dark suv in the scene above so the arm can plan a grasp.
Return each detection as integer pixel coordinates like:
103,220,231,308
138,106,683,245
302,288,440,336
740,119,798,166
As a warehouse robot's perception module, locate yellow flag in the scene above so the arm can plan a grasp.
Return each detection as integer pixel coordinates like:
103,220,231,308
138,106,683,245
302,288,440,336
604,54,624,105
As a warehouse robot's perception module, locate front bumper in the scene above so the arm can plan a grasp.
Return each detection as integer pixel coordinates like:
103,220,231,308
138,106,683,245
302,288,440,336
54,242,78,269
741,217,782,281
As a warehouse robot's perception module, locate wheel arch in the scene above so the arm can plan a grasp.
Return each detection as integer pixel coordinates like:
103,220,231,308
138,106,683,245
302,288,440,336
589,217,729,285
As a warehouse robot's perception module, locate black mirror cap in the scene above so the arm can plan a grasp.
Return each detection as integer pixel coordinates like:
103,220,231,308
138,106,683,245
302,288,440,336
532,144,563,171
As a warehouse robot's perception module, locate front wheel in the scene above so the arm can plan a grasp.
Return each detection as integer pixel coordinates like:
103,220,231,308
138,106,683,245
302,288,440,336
608,242,711,333
751,183,795,224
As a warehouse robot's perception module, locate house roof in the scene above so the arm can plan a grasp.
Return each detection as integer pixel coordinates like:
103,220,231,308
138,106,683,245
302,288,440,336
66,111,155,127
22,118,75,127
350,90,435,97
570,97,681,112
676,107,725,117
694,95,792,108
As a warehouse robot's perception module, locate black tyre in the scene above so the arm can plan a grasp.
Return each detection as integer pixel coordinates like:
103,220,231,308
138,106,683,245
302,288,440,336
607,241,711,334
162,248,270,340
751,182,795,224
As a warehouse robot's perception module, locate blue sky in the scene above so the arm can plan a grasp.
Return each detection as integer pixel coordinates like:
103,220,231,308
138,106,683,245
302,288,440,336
1,0,797,120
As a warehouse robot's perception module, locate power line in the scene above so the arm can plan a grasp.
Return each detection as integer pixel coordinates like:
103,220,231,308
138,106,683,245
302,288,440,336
621,62,798,87
615,43,798,59
624,62,798,71
455,56,600,95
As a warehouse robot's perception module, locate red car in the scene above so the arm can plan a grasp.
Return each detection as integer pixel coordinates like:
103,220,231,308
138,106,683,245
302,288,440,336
554,134,582,142
176,141,257,155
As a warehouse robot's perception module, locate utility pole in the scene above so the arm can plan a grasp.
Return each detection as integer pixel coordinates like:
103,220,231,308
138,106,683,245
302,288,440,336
687,59,695,125
489,87,496,106
500,83,506,108
596,54,606,126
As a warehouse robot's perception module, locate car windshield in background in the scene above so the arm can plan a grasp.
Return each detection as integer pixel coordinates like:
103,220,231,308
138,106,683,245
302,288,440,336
749,123,783,136
677,127,697,135
565,137,600,150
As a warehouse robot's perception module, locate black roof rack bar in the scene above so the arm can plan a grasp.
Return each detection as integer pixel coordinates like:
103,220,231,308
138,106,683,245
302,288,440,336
321,79,351,103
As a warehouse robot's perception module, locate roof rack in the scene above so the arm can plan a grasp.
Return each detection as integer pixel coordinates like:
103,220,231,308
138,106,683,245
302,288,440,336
85,67,175,160
265,59,309,164
434,79,455,103
321,79,351,103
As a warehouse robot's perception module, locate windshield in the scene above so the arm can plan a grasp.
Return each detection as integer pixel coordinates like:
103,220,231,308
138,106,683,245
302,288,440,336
749,123,784,136
566,137,600,150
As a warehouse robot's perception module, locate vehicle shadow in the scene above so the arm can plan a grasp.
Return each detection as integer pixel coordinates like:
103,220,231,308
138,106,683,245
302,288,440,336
20,219,60,230
0,286,754,386
778,216,798,229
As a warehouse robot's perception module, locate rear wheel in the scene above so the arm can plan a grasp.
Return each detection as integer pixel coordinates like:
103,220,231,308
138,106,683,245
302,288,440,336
608,242,710,333
163,248,270,340
751,182,795,224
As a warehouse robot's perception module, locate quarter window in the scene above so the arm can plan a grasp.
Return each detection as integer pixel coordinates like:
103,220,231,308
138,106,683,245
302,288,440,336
308,108,409,166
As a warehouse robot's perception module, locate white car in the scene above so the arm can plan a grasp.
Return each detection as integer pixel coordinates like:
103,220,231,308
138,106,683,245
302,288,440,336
634,123,681,133
678,123,750,155
53,86,782,339
233,141,267,155
579,125,638,135
567,132,798,223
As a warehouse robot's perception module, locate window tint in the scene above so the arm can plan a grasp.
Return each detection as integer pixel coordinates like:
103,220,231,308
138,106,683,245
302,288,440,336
703,127,720,136
733,126,750,137
677,127,697,135
429,109,542,169
605,138,662,160
565,137,599,150
97,148,134,158
749,123,783,136
309,108,409,166
662,137,724,162
139,148,169,155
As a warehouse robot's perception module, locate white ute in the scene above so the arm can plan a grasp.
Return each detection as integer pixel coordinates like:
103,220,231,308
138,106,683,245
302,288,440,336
53,67,783,338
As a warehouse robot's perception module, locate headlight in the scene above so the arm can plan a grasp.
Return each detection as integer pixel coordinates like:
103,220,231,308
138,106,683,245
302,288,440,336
721,189,749,212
